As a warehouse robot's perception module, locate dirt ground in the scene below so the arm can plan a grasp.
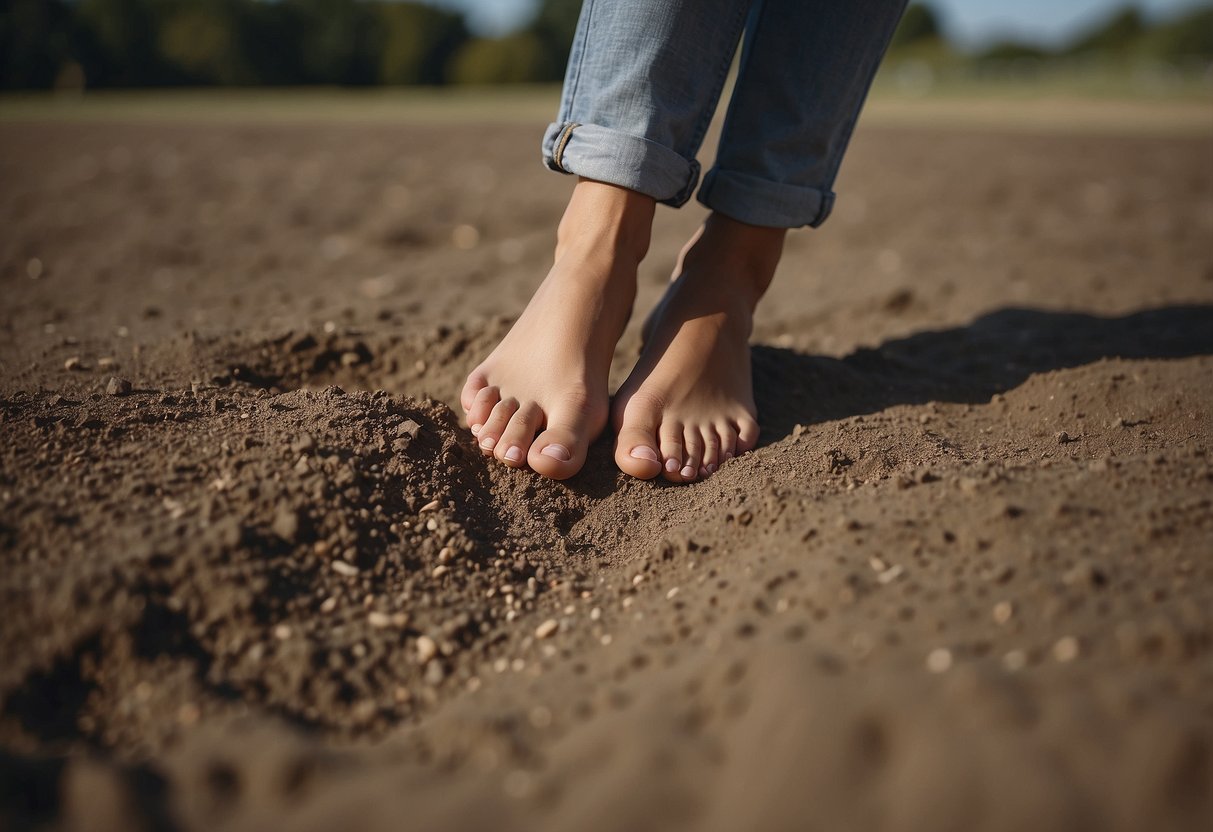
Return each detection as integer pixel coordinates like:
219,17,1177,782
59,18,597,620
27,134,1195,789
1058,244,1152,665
1,104,1212,831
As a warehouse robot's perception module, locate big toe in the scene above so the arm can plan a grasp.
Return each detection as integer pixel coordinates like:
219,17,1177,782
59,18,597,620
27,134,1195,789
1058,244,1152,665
528,408,599,480
613,424,663,480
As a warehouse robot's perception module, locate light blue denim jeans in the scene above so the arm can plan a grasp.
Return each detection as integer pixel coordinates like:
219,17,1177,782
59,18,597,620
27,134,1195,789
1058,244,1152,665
542,0,908,228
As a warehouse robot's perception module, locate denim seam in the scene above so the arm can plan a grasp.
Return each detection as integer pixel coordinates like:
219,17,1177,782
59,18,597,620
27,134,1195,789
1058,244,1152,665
560,0,595,123
552,122,580,172
813,0,909,223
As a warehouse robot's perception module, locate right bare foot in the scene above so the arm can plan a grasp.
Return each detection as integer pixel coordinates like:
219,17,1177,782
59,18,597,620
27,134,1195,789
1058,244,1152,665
460,180,654,480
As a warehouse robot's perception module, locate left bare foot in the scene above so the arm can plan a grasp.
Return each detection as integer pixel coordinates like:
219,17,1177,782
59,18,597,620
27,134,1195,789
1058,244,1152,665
611,213,785,482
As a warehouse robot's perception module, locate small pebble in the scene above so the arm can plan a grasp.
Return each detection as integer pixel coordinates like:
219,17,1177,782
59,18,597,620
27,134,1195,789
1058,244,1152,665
319,597,337,614
419,499,441,513
632,574,645,586
425,661,446,685
1053,636,1080,663
432,565,449,579
331,560,359,577
926,647,953,673
416,636,438,664
272,508,299,541
589,607,602,621
106,377,132,397
1002,649,1028,672
535,619,559,639
992,601,1014,625
1063,561,1107,589
876,565,903,585
666,587,680,600
273,624,292,640
367,612,392,628
64,356,83,371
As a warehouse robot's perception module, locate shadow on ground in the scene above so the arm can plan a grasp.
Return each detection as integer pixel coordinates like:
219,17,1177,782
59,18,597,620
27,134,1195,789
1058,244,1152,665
753,304,1213,443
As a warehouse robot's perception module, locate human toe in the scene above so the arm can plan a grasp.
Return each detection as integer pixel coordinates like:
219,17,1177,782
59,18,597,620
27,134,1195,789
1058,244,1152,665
528,415,593,481
461,369,489,413
495,402,544,468
718,422,738,464
613,424,662,480
658,424,685,483
680,428,704,482
701,428,721,476
477,398,518,454
736,416,761,453
466,385,501,436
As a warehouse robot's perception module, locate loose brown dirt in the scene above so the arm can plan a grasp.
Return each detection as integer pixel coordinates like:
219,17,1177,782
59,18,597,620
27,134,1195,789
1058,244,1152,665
1,116,1212,831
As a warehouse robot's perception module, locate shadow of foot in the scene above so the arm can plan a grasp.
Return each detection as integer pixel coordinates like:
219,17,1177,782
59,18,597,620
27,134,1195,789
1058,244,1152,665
753,304,1213,443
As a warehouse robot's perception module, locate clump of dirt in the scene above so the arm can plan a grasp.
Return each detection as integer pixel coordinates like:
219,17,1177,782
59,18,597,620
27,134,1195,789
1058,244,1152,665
0,383,614,758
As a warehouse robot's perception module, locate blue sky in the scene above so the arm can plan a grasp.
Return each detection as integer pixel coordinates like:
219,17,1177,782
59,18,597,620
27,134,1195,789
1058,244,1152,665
429,0,1211,49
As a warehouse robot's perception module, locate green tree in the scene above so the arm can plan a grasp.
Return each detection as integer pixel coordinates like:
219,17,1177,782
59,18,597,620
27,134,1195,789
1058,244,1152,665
73,0,175,87
377,2,468,85
157,0,256,84
282,0,378,85
449,32,555,85
890,3,943,50
1136,7,1213,60
0,0,75,88
527,0,580,79
1065,7,1146,56
977,41,1047,63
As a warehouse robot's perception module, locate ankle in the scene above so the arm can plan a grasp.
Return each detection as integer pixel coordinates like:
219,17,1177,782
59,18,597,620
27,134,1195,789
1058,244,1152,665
704,213,785,271
682,214,785,311
556,179,655,265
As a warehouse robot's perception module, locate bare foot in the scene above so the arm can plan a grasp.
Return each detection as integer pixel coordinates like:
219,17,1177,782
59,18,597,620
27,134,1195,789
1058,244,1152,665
612,213,785,482
461,179,654,480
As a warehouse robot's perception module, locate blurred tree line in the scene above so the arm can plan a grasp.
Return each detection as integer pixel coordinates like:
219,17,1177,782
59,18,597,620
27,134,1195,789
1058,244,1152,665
0,0,580,88
2,0,1211,90
883,3,1213,90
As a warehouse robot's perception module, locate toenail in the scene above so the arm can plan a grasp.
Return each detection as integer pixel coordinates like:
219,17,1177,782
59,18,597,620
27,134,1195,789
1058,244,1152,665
680,465,695,479
504,445,523,463
480,436,496,451
665,458,680,473
630,446,659,463
470,423,482,434
706,463,717,474
541,443,572,462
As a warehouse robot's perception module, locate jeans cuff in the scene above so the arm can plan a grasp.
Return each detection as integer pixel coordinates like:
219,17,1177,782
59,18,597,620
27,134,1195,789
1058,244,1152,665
697,168,836,228
542,121,700,207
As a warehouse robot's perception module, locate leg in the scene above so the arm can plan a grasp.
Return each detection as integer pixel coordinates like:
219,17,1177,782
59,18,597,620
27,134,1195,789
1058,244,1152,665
614,0,906,482
542,0,756,206
464,0,755,480
700,0,909,228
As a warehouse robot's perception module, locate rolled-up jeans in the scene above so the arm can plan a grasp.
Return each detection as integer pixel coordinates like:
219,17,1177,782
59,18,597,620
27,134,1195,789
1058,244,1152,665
542,0,907,229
